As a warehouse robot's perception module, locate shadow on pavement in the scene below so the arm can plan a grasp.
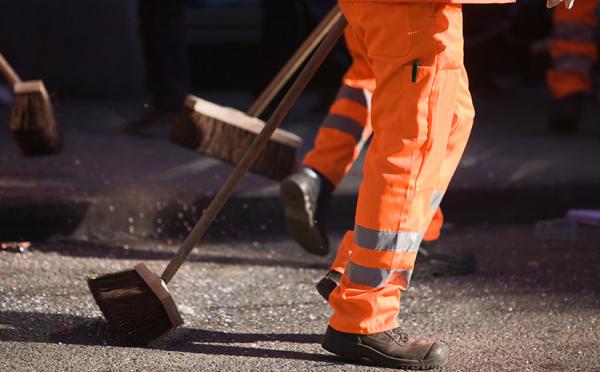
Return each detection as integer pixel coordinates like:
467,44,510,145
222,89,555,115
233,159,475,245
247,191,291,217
157,328,338,363
167,328,323,344
159,343,340,363
0,311,338,363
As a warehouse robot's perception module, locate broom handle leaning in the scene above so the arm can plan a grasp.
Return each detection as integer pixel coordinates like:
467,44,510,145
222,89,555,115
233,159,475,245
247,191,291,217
161,13,347,284
246,5,342,118
0,53,22,87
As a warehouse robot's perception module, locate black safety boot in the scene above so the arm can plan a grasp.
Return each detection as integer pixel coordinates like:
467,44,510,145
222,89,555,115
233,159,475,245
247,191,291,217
548,93,583,135
322,326,448,370
280,167,333,256
416,240,477,277
316,270,342,300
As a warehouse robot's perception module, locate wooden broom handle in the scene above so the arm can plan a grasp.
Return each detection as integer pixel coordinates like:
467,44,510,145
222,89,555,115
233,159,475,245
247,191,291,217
161,13,347,284
0,53,21,87
246,5,342,118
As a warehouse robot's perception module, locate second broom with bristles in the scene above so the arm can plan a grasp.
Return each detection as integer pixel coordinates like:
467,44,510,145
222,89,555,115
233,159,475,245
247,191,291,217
0,52,61,156
87,10,347,346
169,6,342,181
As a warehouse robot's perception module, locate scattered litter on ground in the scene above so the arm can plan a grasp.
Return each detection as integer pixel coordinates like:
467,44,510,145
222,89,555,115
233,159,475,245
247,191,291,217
0,241,31,253
566,209,600,227
178,304,196,316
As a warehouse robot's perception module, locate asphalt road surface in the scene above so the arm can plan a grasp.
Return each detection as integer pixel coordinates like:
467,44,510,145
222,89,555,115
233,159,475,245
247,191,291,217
1,224,599,371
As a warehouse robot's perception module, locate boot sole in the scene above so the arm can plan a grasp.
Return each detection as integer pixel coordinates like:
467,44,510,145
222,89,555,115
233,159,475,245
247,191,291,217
280,178,329,256
322,337,447,370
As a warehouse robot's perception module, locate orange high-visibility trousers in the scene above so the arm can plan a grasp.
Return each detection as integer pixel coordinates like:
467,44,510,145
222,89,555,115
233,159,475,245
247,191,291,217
303,27,444,244
547,0,599,99
328,2,475,334
303,27,374,187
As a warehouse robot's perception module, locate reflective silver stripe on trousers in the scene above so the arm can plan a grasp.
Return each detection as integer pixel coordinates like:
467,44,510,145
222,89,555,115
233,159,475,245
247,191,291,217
336,85,367,107
322,114,364,141
554,22,595,42
346,261,413,288
554,55,594,76
430,190,443,212
354,225,423,253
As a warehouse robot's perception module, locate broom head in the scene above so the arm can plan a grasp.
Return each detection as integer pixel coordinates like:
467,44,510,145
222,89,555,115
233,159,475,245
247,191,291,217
10,80,62,156
87,263,183,345
170,95,303,181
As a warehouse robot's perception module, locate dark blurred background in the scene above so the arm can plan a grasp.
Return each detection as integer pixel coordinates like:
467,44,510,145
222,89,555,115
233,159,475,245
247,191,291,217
0,0,569,100
0,0,598,242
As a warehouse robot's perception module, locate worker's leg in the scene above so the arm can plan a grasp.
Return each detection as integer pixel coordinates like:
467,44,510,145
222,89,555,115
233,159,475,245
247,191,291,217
139,0,189,112
303,27,375,186
329,131,472,282
329,1,467,335
322,3,466,367
320,33,474,301
547,1,598,99
546,0,598,134
128,0,189,133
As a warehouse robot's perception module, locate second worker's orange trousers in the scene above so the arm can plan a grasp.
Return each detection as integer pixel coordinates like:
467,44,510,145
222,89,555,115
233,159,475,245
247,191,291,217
547,0,599,99
321,1,475,334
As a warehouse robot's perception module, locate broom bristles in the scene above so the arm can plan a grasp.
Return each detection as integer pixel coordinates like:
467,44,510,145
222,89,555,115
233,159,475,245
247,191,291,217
169,96,301,181
10,83,61,156
87,269,175,345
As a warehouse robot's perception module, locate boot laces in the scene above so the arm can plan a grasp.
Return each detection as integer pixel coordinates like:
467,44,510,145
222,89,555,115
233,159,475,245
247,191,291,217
389,328,409,343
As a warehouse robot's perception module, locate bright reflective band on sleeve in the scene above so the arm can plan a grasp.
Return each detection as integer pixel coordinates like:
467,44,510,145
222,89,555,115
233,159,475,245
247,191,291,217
355,225,423,252
336,85,367,107
430,190,443,212
346,261,413,288
554,22,595,42
322,114,364,141
554,55,595,76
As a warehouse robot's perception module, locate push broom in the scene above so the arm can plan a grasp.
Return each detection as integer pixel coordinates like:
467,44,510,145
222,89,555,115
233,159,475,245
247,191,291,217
87,11,347,346
169,5,342,181
0,53,61,156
